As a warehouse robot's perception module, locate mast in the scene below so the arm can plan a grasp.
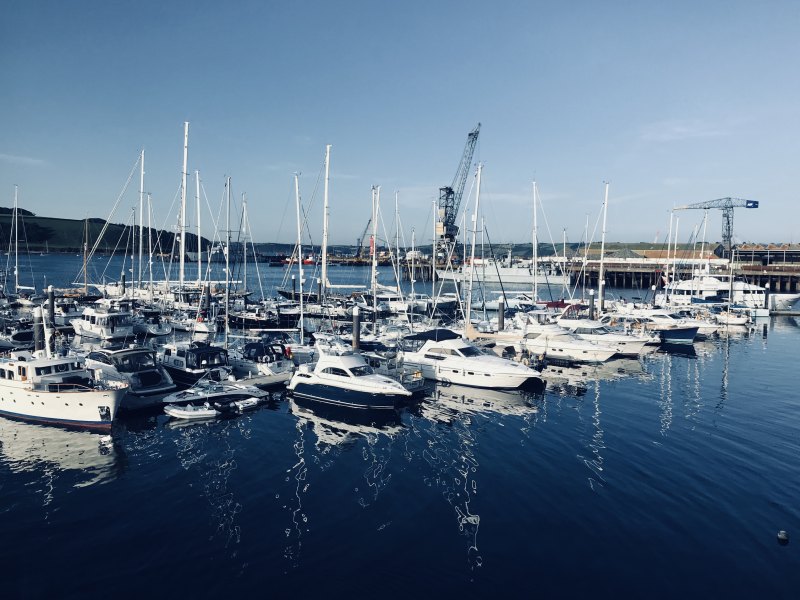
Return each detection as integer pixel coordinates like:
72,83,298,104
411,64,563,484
294,174,305,336
83,217,88,296
532,181,538,301
371,186,380,331
13,185,18,294
410,228,416,332
195,170,202,285
664,210,674,304
224,177,231,348
179,121,189,295
138,149,145,291
465,164,482,337
147,193,154,295
241,194,248,293
321,144,331,303
598,182,609,312
671,216,680,292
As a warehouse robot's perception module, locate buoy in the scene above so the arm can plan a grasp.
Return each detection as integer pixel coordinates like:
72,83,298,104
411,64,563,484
777,530,789,546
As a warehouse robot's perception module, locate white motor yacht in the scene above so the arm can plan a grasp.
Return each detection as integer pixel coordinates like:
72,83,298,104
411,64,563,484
70,301,135,341
0,349,128,430
401,335,541,389
556,318,653,356
287,341,412,410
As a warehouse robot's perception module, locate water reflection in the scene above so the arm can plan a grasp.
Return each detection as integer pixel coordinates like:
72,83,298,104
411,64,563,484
171,416,252,552
0,416,121,503
416,398,483,571
430,382,543,418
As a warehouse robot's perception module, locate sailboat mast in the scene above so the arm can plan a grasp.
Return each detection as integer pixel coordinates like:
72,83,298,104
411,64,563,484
224,177,231,348
532,181,538,301
598,182,609,312
371,186,380,326
147,193,154,295
13,185,18,295
179,121,189,295
83,218,88,296
195,170,202,285
294,174,304,335
321,144,331,304
465,164,482,337
241,194,248,292
138,149,145,291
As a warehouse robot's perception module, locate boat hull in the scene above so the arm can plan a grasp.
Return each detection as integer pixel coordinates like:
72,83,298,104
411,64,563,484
289,381,403,410
0,387,125,431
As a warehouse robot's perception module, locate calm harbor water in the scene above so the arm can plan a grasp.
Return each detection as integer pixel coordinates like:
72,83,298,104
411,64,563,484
1,254,799,598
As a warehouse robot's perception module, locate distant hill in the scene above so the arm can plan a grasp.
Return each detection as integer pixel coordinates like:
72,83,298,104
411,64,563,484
0,209,209,254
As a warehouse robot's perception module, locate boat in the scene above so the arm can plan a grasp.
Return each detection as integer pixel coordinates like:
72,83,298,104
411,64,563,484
70,300,135,340
164,402,220,420
0,348,128,431
401,330,542,389
287,341,412,410
556,317,653,356
131,307,173,337
161,376,269,407
83,344,177,410
227,339,295,386
654,265,767,310
157,340,230,388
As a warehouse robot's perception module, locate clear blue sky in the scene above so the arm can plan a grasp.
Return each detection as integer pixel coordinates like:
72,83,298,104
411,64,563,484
2,0,799,247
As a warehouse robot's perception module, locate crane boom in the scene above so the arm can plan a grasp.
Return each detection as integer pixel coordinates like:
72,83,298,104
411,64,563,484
437,123,480,242
673,197,759,255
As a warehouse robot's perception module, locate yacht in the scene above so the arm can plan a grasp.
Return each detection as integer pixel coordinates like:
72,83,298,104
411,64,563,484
515,325,618,363
287,342,412,410
0,349,128,430
84,345,176,410
132,307,173,337
157,341,230,388
161,376,269,407
401,336,542,389
70,301,135,340
556,318,653,356
227,339,295,386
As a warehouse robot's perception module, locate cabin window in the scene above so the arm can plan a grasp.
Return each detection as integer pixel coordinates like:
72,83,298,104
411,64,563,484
90,316,96,324
17,366,26,378
424,353,447,361
35,366,53,376
321,367,349,377
458,346,482,357
350,365,374,377
164,349,172,357
55,363,69,373
0,370,5,379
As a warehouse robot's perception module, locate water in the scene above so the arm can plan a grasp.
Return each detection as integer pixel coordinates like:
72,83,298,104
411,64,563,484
1,254,799,598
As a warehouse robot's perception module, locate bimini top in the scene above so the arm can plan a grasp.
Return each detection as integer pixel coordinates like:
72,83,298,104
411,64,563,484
403,328,461,342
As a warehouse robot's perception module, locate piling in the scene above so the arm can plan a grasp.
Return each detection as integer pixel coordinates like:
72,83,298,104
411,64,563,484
498,297,505,330
352,306,361,351
33,306,44,352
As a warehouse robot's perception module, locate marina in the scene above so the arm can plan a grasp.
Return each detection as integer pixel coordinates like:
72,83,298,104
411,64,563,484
0,252,797,598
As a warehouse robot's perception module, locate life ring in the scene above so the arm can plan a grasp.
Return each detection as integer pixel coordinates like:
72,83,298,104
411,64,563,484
197,316,204,323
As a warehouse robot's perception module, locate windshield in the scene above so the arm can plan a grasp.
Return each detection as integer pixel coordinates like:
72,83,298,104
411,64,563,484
113,352,156,373
458,346,482,357
349,365,375,377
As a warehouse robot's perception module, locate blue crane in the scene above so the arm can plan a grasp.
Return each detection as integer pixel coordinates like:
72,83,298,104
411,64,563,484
674,197,759,256
437,124,480,243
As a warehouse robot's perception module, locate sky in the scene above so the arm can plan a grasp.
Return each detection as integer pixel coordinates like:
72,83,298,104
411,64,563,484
2,0,799,248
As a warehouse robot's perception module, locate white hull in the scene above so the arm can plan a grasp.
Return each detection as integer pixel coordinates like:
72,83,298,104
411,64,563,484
437,266,570,286
0,384,125,430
